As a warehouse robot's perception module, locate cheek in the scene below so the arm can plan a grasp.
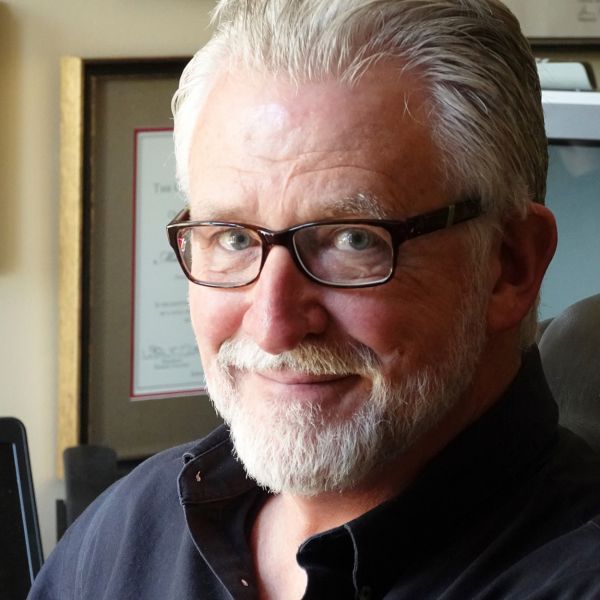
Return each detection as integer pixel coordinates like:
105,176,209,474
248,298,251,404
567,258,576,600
329,277,465,372
188,284,245,361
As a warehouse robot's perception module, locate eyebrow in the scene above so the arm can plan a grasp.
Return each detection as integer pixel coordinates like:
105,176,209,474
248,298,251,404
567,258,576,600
191,192,391,223
326,193,390,219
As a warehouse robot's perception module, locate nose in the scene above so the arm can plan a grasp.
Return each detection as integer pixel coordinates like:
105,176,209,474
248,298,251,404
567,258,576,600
241,246,328,354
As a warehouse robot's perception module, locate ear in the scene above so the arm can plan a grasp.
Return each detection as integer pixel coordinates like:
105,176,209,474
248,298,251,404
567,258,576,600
487,204,557,334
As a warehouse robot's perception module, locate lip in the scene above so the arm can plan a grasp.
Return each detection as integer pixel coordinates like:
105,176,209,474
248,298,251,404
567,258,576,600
239,370,365,411
253,370,354,386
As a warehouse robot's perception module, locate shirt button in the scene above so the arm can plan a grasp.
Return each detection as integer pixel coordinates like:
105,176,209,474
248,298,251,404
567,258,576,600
358,585,372,600
240,578,249,587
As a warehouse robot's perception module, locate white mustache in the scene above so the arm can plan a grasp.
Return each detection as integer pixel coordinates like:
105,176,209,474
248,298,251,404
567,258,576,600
216,338,380,377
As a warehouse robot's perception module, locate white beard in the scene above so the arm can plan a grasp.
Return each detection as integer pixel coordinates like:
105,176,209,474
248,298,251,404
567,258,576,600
203,269,489,496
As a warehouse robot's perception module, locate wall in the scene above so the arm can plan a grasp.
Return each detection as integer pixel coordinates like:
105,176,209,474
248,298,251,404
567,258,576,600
504,0,600,38
0,0,215,558
504,0,600,76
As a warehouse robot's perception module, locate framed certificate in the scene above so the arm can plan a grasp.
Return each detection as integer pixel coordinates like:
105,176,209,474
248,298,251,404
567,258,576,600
131,129,205,399
58,58,221,469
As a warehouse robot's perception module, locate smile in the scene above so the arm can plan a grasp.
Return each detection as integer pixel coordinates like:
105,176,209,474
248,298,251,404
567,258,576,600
253,370,356,386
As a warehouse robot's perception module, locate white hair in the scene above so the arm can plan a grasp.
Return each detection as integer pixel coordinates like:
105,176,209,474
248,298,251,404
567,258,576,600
172,0,546,344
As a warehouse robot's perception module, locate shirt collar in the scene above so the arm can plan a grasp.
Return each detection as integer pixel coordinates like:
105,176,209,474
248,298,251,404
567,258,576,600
178,424,255,504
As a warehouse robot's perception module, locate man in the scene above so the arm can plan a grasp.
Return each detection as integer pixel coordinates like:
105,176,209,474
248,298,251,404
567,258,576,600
30,1,600,598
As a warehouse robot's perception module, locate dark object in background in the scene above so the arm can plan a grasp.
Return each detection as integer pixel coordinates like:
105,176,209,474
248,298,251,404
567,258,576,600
0,417,43,600
63,445,118,526
55,445,119,541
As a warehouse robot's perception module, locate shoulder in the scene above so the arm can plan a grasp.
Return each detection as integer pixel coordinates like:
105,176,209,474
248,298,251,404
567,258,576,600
28,428,230,600
85,437,199,522
543,426,600,508
492,429,600,597
486,516,600,599
74,424,231,525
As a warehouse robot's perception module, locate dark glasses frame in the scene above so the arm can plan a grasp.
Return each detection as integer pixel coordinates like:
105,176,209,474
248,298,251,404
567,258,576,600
166,197,482,289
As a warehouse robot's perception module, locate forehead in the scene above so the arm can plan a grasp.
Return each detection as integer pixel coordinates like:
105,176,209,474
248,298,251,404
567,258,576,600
188,66,448,222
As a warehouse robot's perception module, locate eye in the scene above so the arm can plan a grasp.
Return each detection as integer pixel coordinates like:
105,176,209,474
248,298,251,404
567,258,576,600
333,228,378,251
217,229,255,251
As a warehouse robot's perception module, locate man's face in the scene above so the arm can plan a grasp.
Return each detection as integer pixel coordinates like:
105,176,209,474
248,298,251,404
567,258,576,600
187,67,490,494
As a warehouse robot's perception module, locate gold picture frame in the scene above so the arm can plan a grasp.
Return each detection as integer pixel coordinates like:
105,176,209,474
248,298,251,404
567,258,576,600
58,57,221,475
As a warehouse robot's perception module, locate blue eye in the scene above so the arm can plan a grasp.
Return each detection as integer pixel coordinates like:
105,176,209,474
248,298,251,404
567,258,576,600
333,228,376,251
217,229,254,251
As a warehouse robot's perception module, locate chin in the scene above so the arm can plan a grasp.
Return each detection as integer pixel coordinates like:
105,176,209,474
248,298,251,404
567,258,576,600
207,349,482,496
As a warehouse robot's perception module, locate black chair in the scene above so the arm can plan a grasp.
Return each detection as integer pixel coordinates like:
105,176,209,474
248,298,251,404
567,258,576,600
56,445,118,540
538,293,600,451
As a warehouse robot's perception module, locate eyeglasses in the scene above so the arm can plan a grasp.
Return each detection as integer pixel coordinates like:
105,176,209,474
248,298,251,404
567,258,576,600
166,197,482,289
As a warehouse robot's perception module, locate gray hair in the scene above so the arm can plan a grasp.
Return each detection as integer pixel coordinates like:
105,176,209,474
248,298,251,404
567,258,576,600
172,0,546,345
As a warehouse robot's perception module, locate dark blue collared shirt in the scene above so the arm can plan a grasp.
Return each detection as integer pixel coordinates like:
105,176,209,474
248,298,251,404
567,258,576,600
29,350,600,599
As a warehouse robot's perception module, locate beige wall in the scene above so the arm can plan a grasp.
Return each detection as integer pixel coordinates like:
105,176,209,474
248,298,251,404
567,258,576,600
0,0,215,558
504,0,600,38
504,0,600,77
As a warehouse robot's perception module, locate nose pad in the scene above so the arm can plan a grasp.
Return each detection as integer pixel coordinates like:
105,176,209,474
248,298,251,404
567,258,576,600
241,247,328,354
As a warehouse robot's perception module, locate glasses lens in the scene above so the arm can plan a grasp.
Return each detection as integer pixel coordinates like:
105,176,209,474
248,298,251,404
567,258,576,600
176,224,262,287
293,223,394,285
